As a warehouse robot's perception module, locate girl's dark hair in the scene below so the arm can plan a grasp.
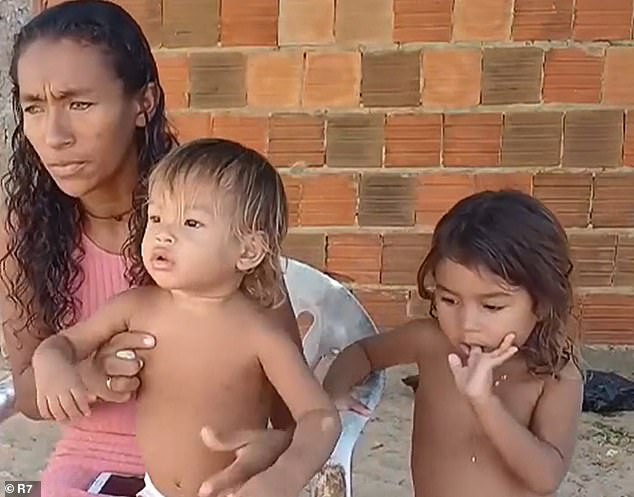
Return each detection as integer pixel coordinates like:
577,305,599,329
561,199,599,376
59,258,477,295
417,190,579,376
0,0,177,345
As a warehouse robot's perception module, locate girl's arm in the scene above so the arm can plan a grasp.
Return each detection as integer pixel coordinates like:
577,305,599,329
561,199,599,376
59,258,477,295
322,319,432,400
473,361,583,494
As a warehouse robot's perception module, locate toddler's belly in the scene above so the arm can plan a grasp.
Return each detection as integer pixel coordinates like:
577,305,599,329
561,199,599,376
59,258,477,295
136,397,269,497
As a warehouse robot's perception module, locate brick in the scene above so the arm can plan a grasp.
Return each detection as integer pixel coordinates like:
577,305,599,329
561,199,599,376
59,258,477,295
573,0,632,41
283,233,326,269
381,233,432,285
481,47,543,105
615,236,634,286
162,0,219,47
268,114,325,167
300,174,357,226
512,0,573,41
279,0,334,45
393,0,453,43
358,174,416,227
302,52,361,108
569,234,617,287
156,54,189,110
625,113,634,167
603,48,634,105
281,176,301,226
169,112,213,142
220,0,278,46
246,51,303,108
443,113,502,167
109,0,161,46
453,0,513,41
326,234,382,283
422,49,481,109
580,293,634,344
563,111,623,168
385,114,441,168
416,174,476,226
189,53,246,108
501,112,562,167
543,48,604,104
361,51,421,107
326,114,384,168
407,291,432,318
592,174,634,228
335,0,393,44
212,115,268,155
354,289,409,330
532,173,591,228
474,173,532,194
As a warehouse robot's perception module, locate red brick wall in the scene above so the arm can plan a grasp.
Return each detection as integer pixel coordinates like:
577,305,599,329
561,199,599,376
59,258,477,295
41,0,634,343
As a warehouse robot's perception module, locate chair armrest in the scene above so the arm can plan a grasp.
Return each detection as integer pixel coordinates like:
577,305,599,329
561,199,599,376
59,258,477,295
0,375,16,424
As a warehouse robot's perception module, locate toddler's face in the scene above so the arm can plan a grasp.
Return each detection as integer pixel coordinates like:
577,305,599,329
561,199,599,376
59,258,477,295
141,185,242,295
432,259,537,353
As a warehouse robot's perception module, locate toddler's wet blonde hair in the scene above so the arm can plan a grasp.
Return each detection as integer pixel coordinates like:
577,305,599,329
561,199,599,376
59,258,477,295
127,138,288,308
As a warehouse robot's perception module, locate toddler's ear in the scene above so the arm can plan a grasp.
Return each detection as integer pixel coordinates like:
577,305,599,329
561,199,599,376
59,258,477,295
236,232,268,273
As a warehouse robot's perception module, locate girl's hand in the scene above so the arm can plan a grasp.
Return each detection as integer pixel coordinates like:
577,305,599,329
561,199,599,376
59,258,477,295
448,333,518,406
198,426,291,497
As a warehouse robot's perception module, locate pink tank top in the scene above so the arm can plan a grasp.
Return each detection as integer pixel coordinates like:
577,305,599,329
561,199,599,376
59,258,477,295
47,234,143,472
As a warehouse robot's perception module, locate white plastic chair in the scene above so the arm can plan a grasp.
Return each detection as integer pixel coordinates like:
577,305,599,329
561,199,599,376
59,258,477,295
0,257,385,497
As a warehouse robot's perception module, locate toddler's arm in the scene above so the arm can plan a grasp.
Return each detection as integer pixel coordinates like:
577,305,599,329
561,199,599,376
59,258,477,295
31,288,144,420
473,361,583,494
253,325,341,496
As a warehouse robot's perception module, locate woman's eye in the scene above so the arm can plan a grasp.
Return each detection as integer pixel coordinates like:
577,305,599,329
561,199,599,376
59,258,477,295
70,101,93,111
148,215,160,223
184,219,202,228
23,105,43,115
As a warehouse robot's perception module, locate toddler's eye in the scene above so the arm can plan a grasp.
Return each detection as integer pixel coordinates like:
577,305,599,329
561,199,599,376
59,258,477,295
149,215,160,223
439,296,457,305
184,219,203,228
483,304,505,312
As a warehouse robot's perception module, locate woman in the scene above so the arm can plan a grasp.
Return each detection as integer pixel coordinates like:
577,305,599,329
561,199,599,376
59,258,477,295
0,1,299,496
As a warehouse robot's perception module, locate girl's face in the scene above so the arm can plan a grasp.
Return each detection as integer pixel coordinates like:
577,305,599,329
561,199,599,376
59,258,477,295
433,258,538,352
17,38,148,199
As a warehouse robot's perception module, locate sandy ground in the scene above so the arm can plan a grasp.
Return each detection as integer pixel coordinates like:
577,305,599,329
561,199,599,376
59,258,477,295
1,348,633,497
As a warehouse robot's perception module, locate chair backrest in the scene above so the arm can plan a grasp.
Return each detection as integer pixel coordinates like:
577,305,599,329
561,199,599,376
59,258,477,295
282,258,385,497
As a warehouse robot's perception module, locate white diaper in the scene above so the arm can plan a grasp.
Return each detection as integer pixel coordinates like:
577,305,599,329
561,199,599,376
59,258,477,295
136,473,165,497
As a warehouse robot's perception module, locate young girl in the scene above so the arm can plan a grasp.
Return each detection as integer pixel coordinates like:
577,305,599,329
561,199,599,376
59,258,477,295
323,190,583,497
31,138,341,497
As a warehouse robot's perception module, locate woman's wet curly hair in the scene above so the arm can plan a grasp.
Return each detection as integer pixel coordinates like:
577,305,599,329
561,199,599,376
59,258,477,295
127,138,289,308
0,0,177,345
417,190,580,377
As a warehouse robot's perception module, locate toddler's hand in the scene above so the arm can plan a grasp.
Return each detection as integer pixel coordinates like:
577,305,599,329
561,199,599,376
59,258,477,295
33,352,93,421
448,333,518,406
228,468,296,497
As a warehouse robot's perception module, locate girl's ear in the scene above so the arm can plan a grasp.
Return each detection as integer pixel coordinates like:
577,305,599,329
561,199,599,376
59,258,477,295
236,232,267,273
135,82,159,128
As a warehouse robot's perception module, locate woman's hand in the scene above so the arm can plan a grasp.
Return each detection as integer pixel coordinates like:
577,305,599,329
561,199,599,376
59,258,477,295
80,330,155,403
198,426,291,497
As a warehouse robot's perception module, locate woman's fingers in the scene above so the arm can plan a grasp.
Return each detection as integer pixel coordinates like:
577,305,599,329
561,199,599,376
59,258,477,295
201,426,257,452
198,461,243,497
102,353,143,377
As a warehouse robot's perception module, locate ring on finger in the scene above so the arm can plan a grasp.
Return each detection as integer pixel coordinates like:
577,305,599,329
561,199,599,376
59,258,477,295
106,376,113,391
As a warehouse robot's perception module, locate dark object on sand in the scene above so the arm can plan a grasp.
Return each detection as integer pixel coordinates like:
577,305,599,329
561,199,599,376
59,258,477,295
402,370,634,413
582,370,634,413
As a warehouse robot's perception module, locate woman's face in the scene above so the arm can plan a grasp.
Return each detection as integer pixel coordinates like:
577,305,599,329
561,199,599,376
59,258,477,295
17,38,146,199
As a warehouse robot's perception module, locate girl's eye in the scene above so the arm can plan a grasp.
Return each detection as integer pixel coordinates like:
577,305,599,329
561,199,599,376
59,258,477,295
70,101,93,111
149,215,160,223
483,304,505,312
439,296,457,305
184,219,202,228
